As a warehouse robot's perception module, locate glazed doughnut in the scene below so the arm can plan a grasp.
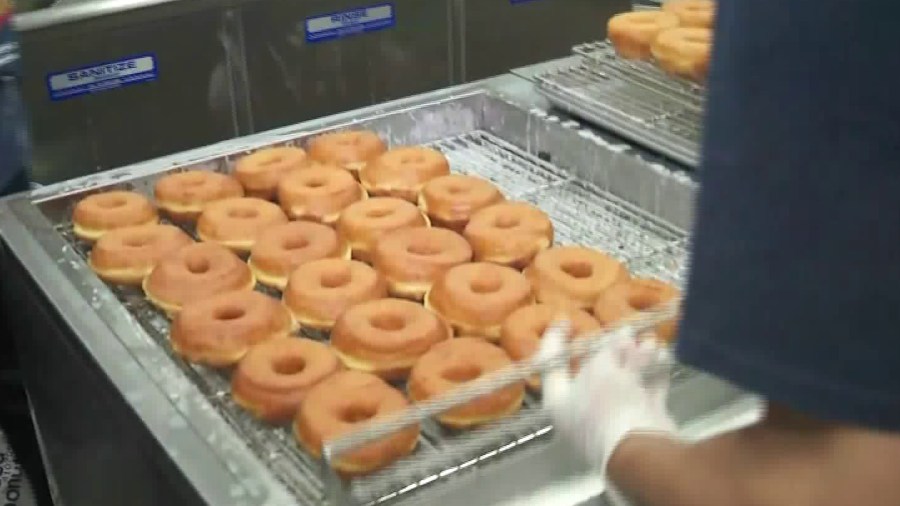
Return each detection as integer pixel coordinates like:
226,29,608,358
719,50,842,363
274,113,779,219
662,0,715,28
248,222,350,290
72,191,158,242
143,242,255,315
154,170,244,223
524,246,629,311
593,278,680,343
277,165,366,224
359,146,450,202
232,336,341,422
408,337,524,429
89,224,193,286
500,304,600,390
306,130,387,175
607,11,680,60
234,146,307,200
170,291,294,367
337,197,429,263
372,227,472,301
464,202,553,269
425,262,533,341
418,175,505,232
651,27,713,82
332,298,451,380
197,197,289,254
283,258,388,332
294,370,419,476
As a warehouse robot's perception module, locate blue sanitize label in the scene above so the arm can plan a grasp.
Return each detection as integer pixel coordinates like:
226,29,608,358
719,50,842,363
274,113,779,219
46,54,158,101
305,3,395,43
510,0,543,3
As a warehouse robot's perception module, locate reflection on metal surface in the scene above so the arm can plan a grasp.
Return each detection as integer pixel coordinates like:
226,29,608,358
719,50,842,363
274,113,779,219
536,41,705,168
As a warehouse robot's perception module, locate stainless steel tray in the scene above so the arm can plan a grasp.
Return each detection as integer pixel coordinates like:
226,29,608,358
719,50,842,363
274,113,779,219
3,84,737,506
535,41,705,168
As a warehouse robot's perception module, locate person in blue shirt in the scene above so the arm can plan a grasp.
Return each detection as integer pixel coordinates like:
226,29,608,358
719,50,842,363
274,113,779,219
540,1,900,505
1,0,30,197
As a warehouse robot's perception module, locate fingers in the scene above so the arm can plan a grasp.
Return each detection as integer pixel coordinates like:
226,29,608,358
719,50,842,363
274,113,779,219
539,319,573,413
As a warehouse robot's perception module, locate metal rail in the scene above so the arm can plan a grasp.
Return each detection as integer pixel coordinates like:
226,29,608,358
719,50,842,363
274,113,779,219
535,41,705,168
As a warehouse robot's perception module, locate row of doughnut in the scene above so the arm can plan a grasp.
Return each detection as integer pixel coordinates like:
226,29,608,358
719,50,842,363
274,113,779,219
71,129,679,476
607,0,716,82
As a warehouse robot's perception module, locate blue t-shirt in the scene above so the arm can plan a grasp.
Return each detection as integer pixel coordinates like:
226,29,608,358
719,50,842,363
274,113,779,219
677,0,900,431
1,2,28,194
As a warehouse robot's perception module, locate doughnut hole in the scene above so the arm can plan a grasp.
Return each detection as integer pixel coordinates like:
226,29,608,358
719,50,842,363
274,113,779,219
406,242,442,256
272,356,306,375
304,178,327,189
628,293,659,311
369,313,406,332
442,364,482,383
97,196,128,209
282,236,310,251
181,173,206,186
560,261,593,279
186,256,211,274
214,305,246,321
340,405,377,424
445,184,468,195
366,208,394,219
320,267,352,288
228,207,259,219
493,215,520,230
470,275,502,294
123,234,152,248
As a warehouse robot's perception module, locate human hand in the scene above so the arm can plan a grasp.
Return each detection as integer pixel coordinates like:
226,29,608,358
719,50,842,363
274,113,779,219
537,323,676,473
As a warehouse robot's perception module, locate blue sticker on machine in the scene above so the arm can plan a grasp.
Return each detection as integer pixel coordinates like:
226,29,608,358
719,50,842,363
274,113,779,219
45,54,158,101
510,0,542,3
305,3,395,43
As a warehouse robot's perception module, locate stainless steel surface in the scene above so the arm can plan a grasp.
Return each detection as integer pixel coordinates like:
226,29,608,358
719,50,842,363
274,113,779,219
1,75,745,506
458,0,630,82
534,41,705,168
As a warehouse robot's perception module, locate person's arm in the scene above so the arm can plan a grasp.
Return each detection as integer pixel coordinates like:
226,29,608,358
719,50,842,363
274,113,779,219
609,404,900,506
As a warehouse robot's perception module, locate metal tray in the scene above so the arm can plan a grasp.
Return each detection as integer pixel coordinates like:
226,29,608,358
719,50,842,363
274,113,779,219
535,41,705,168
3,85,734,506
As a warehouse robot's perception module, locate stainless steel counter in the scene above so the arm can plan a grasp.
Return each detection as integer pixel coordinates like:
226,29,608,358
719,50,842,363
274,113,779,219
0,73,753,506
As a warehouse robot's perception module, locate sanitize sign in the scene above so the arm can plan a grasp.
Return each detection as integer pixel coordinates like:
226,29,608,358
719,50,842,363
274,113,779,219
46,54,158,101
305,3,395,43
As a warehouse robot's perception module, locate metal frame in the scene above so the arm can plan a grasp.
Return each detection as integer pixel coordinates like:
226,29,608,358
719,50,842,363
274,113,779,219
0,75,747,506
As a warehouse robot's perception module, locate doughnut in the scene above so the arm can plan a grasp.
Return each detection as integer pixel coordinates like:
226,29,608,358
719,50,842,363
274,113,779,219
372,227,472,301
524,246,630,311
277,165,366,224
425,262,533,341
418,175,505,232
500,304,601,390
248,222,350,290
331,298,451,380
662,0,715,28
408,337,524,429
197,197,289,254
593,278,681,343
463,202,554,269
88,224,193,286
336,197,429,263
607,11,680,60
294,370,419,476
143,242,255,315
306,130,387,175
283,258,387,332
154,170,244,223
170,291,294,367
72,191,158,242
234,146,307,200
651,27,713,82
232,336,341,422
359,146,450,202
